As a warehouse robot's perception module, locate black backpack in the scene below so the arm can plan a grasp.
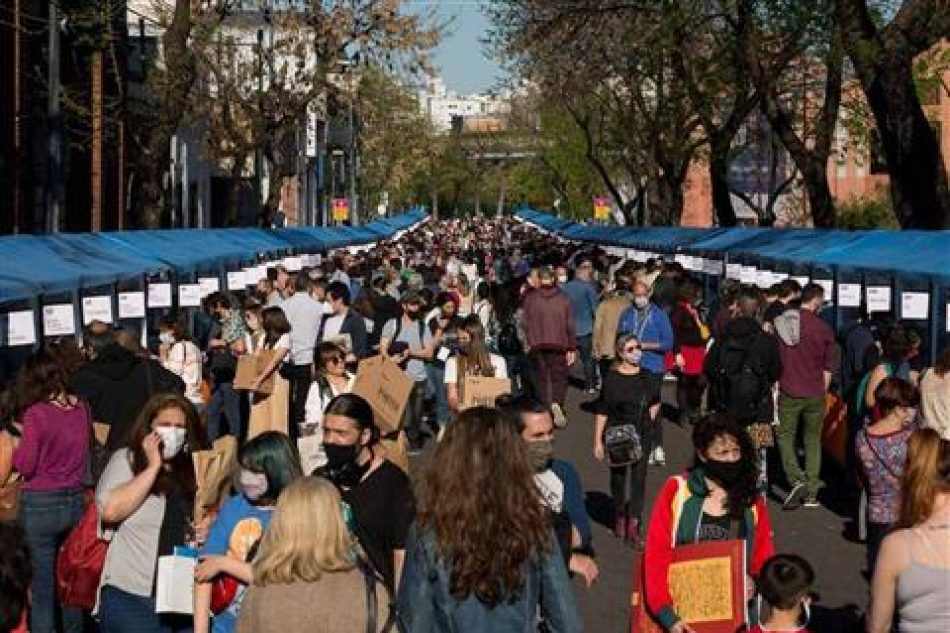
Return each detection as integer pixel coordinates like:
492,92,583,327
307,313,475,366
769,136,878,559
496,321,523,356
711,337,769,421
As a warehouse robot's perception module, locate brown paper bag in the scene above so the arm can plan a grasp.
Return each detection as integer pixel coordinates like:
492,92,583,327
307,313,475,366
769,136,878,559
461,376,511,410
192,436,238,522
353,355,413,434
233,349,280,394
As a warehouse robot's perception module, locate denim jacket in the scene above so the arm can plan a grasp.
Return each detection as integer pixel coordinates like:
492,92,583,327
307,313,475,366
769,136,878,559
396,526,582,633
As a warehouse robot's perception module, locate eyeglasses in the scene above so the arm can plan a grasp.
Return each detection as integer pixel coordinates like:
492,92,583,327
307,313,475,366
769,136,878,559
622,347,639,354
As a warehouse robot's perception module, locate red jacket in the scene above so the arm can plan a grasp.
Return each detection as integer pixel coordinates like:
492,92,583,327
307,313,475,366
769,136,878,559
522,286,577,352
643,469,774,630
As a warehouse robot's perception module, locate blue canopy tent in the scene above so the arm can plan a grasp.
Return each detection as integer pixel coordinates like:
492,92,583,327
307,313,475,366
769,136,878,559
515,208,950,359
0,210,427,347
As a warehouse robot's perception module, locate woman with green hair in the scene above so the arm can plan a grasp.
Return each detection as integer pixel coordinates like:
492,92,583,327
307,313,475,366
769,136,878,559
193,432,303,633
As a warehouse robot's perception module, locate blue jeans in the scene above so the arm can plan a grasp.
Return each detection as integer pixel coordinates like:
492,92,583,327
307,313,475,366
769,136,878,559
99,585,194,633
19,487,86,633
206,380,244,443
576,333,596,388
426,364,450,427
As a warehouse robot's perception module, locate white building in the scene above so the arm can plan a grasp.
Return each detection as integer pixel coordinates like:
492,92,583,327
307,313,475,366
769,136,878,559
417,76,510,132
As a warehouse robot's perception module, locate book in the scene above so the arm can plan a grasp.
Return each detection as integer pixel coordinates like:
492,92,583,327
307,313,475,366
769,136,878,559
630,539,747,633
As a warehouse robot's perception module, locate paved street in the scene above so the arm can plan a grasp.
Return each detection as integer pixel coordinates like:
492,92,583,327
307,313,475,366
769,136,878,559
556,375,866,632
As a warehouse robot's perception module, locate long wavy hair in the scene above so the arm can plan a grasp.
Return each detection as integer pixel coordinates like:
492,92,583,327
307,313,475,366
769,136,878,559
252,477,354,586
416,406,551,606
897,428,950,529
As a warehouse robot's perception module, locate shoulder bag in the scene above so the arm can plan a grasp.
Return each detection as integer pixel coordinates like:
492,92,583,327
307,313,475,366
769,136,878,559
603,396,648,466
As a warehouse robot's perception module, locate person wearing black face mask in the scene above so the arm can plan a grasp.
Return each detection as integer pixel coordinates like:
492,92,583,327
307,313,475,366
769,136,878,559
640,414,775,633
499,396,599,590
314,394,415,594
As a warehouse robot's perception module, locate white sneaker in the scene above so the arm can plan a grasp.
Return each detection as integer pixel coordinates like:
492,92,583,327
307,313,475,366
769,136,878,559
551,403,567,429
652,446,666,465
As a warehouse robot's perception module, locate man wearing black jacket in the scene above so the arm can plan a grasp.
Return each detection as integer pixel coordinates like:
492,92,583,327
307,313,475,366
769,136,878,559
704,288,782,486
318,281,369,361
73,332,184,454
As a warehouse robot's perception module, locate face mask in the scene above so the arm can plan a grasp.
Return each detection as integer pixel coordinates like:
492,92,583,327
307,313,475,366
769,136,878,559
622,350,643,365
527,439,554,472
159,332,175,345
154,426,186,460
321,442,370,488
634,296,649,310
239,470,269,502
703,457,745,488
557,274,568,284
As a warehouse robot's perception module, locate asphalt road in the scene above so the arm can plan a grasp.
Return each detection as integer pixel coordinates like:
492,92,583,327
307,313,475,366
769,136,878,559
556,375,867,633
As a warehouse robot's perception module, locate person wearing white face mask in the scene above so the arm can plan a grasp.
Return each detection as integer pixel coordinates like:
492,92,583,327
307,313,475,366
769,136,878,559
158,316,205,413
96,394,208,632
593,334,661,547
193,432,303,633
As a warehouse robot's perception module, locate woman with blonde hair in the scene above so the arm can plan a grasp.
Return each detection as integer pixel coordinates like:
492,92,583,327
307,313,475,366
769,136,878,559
236,477,393,633
867,428,950,632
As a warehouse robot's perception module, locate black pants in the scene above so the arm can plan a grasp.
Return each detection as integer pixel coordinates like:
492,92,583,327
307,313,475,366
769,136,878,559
403,380,428,448
676,373,706,425
609,434,653,522
286,363,313,440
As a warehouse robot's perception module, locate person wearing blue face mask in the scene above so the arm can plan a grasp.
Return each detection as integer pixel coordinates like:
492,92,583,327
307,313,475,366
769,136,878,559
193,432,302,633
593,333,661,547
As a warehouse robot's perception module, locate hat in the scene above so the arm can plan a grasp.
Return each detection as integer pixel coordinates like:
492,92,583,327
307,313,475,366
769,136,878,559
401,290,423,305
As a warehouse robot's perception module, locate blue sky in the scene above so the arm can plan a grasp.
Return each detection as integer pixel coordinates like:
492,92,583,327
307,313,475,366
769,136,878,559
426,1,503,93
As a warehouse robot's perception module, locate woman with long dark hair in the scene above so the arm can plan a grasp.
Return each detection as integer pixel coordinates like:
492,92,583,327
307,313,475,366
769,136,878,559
445,316,508,416
667,278,709,427
642,414,774,633
11,348,90,633
96,393,208,632
867,428,950,632
244,305,291,438
856,377,920,574
397,407,580,631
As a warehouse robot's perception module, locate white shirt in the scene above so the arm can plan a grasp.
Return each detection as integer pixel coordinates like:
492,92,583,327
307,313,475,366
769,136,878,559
302,374,355,469
444,353,508,384
161,341,203,406
280,293,323,366
322,313,345,340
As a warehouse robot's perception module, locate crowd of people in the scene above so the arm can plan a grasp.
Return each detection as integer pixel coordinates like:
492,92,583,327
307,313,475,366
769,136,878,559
0,217,948,633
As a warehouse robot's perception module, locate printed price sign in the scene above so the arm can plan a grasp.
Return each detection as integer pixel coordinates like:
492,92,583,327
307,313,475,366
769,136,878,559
43,304,75,336
838,284,861,308
82,296,114,325
148,283,172,308
118,292,147,319
866,286,892,313
6,310,37,347
901,292,929,320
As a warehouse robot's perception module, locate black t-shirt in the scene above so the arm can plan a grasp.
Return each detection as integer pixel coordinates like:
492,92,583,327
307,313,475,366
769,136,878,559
697,512,733,542
343,459,416,590
596,370,659,436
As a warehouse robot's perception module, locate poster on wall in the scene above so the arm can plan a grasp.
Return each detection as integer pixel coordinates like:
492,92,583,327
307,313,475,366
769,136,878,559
198,277,220,298
837,284,862,308
900,292,929,320
118,292,147,319
82,296,114,325
148,283,173,308
866,286,892,313
6,310,37,346
43,304,75,336
179,285,202,308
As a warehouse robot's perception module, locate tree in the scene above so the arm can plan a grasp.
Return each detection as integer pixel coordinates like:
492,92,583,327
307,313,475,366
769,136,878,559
837,0,950,228
129,0,439,227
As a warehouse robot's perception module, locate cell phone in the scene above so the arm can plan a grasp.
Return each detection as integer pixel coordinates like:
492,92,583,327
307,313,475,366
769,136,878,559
388,341,410,356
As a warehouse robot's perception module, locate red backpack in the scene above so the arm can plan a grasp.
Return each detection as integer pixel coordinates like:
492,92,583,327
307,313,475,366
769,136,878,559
56,493,109,609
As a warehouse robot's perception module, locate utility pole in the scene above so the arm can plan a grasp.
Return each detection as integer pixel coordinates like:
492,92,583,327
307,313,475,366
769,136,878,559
46,0,63,232
13,0,22,233
91,51,104,231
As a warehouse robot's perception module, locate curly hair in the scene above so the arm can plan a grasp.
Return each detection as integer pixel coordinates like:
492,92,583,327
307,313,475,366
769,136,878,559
416,406,552,606
691,413,761,518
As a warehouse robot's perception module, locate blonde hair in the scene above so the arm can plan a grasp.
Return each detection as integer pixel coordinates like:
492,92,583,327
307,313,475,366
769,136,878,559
252,477,354,585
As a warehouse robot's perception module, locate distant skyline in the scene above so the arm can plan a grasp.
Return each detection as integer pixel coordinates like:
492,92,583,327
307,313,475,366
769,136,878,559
427,1,503,94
